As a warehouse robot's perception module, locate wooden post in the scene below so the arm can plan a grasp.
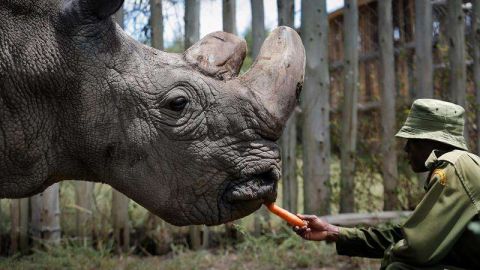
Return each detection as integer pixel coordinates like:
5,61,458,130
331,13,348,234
301,0,330,215
10,198,29,254
111,189,130,252
473,0,480,155
31,184,61,245
378,0,399,210
446,0,466,108
340,0,359,213
251,0,269,236
277,0,294,26
111,7,131,253
184,0,200,49
75,181,93,246
414,0,433,98
278,0,297,214
148,0,174,253
150,0,164,50
251,0,265,60
222,0,236,35
396,0,410,98
185,0,203,250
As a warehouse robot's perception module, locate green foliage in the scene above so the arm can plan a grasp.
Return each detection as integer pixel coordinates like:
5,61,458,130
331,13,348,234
0,240,115,270
0,225,380,270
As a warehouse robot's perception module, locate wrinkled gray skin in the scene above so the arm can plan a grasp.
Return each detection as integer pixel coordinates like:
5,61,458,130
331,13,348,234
0,0,305,226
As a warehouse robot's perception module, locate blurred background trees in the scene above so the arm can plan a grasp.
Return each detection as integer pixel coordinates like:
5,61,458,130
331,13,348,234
2,0,480,261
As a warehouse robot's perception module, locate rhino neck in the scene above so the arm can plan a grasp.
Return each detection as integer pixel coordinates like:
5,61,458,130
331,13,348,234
0,6,82,197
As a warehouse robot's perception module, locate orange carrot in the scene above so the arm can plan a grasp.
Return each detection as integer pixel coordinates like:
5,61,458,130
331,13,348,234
265,203,306,227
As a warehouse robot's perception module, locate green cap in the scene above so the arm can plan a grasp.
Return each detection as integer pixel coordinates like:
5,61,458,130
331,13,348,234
395,99,468,150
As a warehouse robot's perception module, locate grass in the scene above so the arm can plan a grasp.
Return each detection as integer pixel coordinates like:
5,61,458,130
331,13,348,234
0,224,381,270
0,157,415,269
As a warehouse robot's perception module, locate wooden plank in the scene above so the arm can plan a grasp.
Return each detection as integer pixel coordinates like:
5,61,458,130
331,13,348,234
414,0,433,98
31,184,61,245
328,0,376,21
378,0,399,210
340,0,359,213
301,0,331,215
330,41,415,70
447,0,467,108
321,211,412,226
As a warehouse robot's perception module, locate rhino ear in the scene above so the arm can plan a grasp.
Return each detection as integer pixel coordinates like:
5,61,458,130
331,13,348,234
184,32,247,80
62,0,124,23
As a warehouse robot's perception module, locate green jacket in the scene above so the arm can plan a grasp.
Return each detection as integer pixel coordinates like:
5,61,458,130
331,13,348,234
336,150,480,269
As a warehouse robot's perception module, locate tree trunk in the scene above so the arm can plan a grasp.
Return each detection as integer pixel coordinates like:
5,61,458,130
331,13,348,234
278,0,297,214
414,0,433,99
10,198,29,254
473,0,480,155
222,0,236,35
150,0,164,50
447,0,466,108
340,0,359,213
184,0,200,49
75,181,93,246
250,0,270,236
185,0,204,249
277,0,294,27
251,0,265,60
111,6,131,253
147,0,173,253
31,184,61,245
301,0,330,215
111,189,130,253
378,0,399,210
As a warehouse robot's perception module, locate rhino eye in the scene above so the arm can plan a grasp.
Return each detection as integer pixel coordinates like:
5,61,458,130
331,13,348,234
168,96,188,111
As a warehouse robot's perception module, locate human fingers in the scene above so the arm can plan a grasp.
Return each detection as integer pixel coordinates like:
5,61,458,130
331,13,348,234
296,214,319,221
303,230,328,241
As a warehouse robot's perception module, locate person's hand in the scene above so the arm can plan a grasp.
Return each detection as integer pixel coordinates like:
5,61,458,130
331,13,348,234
293,214,339,242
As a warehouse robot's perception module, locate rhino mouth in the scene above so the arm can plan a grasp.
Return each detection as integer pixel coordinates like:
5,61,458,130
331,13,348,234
224,168,279,205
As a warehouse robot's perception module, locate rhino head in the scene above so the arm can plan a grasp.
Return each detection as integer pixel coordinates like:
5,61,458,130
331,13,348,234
0,0,305,226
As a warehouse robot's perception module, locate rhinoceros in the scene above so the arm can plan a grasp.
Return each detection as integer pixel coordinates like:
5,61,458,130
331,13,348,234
0,0,305,226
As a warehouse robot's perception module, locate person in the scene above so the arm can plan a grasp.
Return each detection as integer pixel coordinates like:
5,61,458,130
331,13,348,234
294,99,480,270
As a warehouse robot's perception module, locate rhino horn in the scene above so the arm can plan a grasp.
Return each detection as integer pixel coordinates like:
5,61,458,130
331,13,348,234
184,32,247,80
239,26,305,129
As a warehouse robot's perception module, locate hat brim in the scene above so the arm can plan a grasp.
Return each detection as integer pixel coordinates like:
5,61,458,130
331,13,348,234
395,128,468,150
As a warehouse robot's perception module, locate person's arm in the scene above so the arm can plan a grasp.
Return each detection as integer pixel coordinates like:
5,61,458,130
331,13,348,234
336,225,403,258
294,215,403,258
383,163,478,266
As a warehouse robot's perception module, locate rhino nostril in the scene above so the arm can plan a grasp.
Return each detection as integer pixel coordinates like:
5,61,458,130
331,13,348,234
257,169,279,185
